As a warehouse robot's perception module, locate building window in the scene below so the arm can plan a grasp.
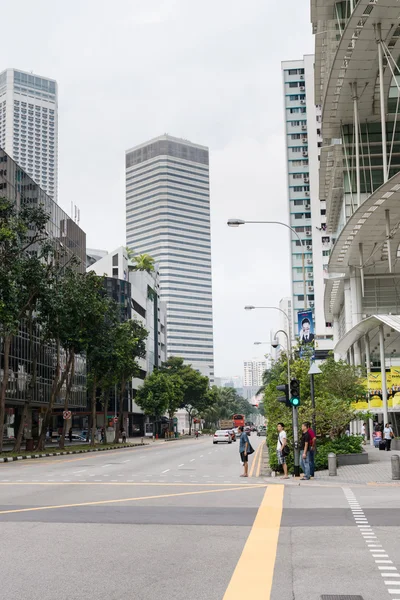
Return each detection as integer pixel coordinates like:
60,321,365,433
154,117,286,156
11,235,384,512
294,213,304,219
288,69,298,75
292,173,302,179
291,134,301,140
289,82,299,88
112,254,118,267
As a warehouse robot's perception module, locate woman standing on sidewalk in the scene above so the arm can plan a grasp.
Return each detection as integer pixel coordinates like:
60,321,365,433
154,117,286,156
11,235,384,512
383,423,394,451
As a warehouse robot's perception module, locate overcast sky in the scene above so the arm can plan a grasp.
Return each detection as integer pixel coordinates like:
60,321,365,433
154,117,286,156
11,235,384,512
3,0,314,378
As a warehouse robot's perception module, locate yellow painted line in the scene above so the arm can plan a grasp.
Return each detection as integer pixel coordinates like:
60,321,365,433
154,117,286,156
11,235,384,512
256,443,264,477
248,443,262,478
0,483,267,515
223,485,284,600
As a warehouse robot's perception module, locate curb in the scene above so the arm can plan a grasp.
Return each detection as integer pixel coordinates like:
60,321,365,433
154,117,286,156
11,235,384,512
0,442,148,463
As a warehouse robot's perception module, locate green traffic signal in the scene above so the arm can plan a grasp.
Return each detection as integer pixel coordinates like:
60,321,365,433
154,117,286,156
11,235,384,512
290,378,300,407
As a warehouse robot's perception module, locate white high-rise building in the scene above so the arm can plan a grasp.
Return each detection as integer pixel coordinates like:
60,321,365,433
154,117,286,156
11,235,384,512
282,56,333,354
0,68,58,200
243,360,267,388
125,134,214,380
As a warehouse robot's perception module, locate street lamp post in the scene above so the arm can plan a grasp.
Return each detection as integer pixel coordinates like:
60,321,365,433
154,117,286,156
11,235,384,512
228,219,308,309
273,329,300,477
308,362,322,434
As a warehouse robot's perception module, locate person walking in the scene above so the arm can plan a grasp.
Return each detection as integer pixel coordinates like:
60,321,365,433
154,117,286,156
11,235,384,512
238,425,250,477
300,422,311,480
383,423,394,451
306,422,316,478
277,422,289,479
68,427,73,443
121,428,127,443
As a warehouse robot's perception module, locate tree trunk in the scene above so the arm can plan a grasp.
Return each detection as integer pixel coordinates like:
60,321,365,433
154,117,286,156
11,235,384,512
114,380,126,443
59,350,75,450
14,315,37,453
36,341,72,451
188,410,193,436
103,390,108,445
90,376,97,447
0,334,12,453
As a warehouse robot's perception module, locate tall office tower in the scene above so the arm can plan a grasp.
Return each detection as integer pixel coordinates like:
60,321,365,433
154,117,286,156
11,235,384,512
282,56,333,354
0,68,58,200
243,360,267,388
125,134,214,380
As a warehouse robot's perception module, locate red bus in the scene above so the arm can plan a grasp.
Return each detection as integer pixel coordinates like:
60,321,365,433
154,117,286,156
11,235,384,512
232,414,245,428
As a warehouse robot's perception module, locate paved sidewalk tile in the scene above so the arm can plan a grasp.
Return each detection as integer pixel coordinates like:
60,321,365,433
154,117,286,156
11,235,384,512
316,445,400,484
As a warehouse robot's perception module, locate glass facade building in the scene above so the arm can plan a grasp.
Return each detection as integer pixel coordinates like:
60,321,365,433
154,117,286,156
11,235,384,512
0,148,87,414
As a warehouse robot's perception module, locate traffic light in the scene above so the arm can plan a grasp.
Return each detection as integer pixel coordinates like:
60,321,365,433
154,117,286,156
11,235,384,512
290,378,300,407
276,384,290,408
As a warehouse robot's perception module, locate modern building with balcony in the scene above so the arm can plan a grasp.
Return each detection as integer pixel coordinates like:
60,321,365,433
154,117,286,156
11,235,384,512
87,246,167,436
312,0,400,428
282,57,333,353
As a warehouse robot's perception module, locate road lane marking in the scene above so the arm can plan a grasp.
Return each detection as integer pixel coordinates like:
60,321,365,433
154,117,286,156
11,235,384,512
190,459,195,462
73,470,86,474
223,484,284,600
0,483,267,515
162,469,170,474
248,443,263,478
178,464,184,467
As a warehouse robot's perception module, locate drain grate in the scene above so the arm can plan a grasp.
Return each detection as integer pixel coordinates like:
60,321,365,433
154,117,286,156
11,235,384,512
321,596,364,600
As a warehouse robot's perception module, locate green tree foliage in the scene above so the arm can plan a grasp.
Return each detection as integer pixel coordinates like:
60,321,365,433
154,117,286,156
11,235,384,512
158,357,211,434
0,198,52,451
260,353,366,470
112,320,147,442
129,252,155,274
136,371,177,420
202,387,257,429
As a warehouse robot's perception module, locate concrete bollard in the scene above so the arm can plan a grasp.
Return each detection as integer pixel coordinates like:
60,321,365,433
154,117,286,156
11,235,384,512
328,452,337,476
391,455,400,480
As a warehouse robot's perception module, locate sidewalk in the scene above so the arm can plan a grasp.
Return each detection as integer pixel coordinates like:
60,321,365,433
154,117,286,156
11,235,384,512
316,444,400,484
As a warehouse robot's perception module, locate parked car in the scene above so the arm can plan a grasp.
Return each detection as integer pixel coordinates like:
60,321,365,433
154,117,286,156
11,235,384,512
213,430,232,444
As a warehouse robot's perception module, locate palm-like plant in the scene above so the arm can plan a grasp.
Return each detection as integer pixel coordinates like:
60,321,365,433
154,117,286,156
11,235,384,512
127,250,155,274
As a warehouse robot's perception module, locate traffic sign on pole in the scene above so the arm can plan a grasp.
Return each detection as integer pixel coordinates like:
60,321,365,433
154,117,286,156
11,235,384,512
63,410,72,420
113,417,119,424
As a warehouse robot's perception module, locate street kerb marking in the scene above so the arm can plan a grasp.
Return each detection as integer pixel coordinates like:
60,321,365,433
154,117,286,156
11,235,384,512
249,444,263,478
0,483,267,516
223,484,284,600
0,481,263,487
256,443,264,477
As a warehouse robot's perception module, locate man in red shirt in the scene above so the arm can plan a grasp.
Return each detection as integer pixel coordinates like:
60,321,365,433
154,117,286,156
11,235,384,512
306,422,316,478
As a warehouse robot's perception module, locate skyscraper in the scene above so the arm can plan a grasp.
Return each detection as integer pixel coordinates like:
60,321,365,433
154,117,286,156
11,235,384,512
243,360,266,388
0,68,58,200
125,134,214,380
282,56,333,350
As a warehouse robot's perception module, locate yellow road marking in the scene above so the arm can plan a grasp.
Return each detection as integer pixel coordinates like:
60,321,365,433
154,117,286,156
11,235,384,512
248,443,262,478
256,443,264,477
0,483,267,515
223,484,284,600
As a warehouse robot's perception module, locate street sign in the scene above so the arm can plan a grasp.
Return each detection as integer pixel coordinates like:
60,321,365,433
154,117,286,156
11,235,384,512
63,410,71,420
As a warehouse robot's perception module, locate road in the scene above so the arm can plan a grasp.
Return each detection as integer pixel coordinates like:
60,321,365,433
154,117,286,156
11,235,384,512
1,435,400,600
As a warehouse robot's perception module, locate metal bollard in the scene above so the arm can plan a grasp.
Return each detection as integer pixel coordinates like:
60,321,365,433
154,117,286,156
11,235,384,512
391,455,400,480
328,452,337,476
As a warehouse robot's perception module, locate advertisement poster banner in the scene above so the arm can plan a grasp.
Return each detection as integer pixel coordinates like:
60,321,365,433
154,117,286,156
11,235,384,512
297,310,315,346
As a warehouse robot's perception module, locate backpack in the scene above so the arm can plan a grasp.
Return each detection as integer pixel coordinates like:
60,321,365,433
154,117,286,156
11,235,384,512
279,433,290,456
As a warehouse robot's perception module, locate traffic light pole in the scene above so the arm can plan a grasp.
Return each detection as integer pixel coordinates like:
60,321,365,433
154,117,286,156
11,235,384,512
275,329,300,477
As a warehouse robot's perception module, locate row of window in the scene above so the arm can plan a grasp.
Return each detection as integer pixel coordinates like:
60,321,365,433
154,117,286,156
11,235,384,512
126,162,209,186
167,301,213,311
288,107,307,114
126,186,210,206
127,232,211,250
288,94,306,101
287,68,305,75
127,208,210,227
127,174,209,196
292,186,310,192
127,215,210,232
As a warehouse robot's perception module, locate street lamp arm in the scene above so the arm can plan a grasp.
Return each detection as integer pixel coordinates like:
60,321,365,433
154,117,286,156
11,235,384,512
241,220,303,246
246,306,290,324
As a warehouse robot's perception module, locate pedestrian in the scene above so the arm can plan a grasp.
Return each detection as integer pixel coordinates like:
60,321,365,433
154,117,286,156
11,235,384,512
306,421,316,478
277,422,289,479
300,422,311,480
383,423,394,451
362,422,367,444
101,427,105,442
195,429,199,439
238,425,250,478
68,427,73,443
121,428,127,443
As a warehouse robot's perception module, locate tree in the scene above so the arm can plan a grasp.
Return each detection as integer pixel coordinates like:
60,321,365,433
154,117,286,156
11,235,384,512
136,371,176,427
0,198,51,451
127,250,155,274
260,352,366,467
113,319,147,442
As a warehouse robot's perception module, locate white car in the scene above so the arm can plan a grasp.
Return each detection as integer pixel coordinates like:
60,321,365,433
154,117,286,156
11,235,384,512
213,430,232,444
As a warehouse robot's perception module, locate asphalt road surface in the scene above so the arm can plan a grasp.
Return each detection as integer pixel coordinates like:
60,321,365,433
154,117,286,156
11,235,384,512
1,435,400,600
